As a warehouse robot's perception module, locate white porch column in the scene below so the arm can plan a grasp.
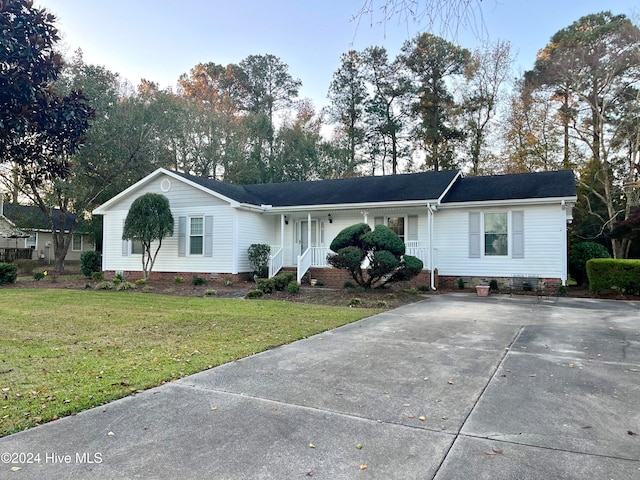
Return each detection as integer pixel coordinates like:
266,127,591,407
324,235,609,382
362,211,368,223
280,214,285,248
307,212,311,250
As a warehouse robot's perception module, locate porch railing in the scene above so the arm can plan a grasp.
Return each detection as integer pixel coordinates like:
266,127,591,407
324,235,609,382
269,246,284,278
0,248,34,262
311,246,333,267
297,248,313,283
405,241,429,268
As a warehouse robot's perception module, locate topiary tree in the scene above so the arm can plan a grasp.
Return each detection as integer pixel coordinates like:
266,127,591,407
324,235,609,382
569,241,611,286
327,223,423,289
248,244,271,278
122,193,174,280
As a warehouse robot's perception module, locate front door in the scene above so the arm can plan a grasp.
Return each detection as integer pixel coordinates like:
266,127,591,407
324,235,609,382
300,220,318,255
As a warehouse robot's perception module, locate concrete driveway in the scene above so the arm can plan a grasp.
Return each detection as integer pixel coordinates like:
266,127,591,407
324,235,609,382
1,294,639,479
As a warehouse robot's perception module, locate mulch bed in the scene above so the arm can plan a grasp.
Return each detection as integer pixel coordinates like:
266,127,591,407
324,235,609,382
6,272,638,306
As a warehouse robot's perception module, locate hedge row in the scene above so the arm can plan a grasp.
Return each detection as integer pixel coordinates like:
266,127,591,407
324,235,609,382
586,258,640,295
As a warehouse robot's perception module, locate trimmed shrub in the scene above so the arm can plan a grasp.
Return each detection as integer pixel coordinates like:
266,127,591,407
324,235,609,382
587,259,640,295
343,280,355,289
192,276,207,286
173,275,184,285
256,278,275,294
349,297,362,306
0,263,18,285
116,281,136,291
417,285,429,292
457,278,465,289
92,271,104,281
205,289,217,296
96,281,114,290
569,242,611,286
80,250,101,278
489,279,499,292
135,278,147,285
287,281,300,294
273,272,295,291
245,289,264,299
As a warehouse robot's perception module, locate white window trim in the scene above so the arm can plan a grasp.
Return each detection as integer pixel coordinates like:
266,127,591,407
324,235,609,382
189,216,204,256
483,211,509,257
72,234,83,252
469,210,524,259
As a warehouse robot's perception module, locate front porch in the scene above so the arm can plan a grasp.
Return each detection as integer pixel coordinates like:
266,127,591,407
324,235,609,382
267,242,431,284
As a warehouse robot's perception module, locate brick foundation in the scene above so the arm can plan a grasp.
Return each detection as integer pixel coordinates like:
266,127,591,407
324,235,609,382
438,275,562,291
103,270,252,285
306,268,436,290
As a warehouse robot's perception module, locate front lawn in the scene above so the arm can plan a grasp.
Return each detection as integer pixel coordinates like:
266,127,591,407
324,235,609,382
0,289,378,437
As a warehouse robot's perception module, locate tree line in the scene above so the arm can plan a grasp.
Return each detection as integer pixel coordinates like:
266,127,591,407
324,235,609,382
1,1,638,269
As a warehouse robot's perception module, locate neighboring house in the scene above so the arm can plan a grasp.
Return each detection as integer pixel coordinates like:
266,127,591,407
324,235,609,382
0,202,95,264
93,168,577,288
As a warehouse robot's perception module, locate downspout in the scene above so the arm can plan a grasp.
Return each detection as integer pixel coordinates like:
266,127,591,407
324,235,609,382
427,203,437,290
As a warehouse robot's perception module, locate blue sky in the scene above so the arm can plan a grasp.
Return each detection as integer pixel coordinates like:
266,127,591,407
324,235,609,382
36,0,639,109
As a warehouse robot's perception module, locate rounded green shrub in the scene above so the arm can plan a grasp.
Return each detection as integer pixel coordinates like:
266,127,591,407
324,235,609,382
80,250,101,278
245,289,264,299
0,262,18,285
287,281,300,294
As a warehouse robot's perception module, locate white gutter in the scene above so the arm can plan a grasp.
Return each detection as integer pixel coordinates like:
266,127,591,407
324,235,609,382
437,196,578,209
259,199,442,214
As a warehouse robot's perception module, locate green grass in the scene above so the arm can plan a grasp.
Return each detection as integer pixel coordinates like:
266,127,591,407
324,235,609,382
0,289,378,437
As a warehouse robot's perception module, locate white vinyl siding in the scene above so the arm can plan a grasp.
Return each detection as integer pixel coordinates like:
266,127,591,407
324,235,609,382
101,173,236,274
438,205,566,280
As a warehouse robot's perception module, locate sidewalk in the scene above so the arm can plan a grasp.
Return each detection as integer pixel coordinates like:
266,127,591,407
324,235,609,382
1,294,639,479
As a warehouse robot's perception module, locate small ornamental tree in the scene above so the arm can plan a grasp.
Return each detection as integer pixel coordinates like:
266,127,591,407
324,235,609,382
327,223,423,289
122,193,174,280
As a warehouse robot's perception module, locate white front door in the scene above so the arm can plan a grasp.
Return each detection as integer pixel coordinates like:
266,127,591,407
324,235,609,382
299,220,318,255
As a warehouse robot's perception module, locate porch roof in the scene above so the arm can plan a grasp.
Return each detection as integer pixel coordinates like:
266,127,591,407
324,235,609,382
174,169,461,208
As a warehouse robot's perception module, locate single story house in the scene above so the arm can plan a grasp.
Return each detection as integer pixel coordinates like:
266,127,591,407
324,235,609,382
0,202,95,264
93,167,577,289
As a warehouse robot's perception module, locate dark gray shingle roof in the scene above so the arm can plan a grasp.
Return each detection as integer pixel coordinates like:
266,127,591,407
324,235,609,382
174,170,461,207
441,170,576,203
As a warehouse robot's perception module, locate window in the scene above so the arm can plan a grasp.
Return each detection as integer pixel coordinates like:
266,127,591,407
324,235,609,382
25,233,36,248
72,234,83,251
131,239,143,255
484,213,508,256
387,217,405,242
189,217,204,255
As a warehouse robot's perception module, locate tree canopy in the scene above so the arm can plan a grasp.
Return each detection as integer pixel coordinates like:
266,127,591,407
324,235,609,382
122,193,174,280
